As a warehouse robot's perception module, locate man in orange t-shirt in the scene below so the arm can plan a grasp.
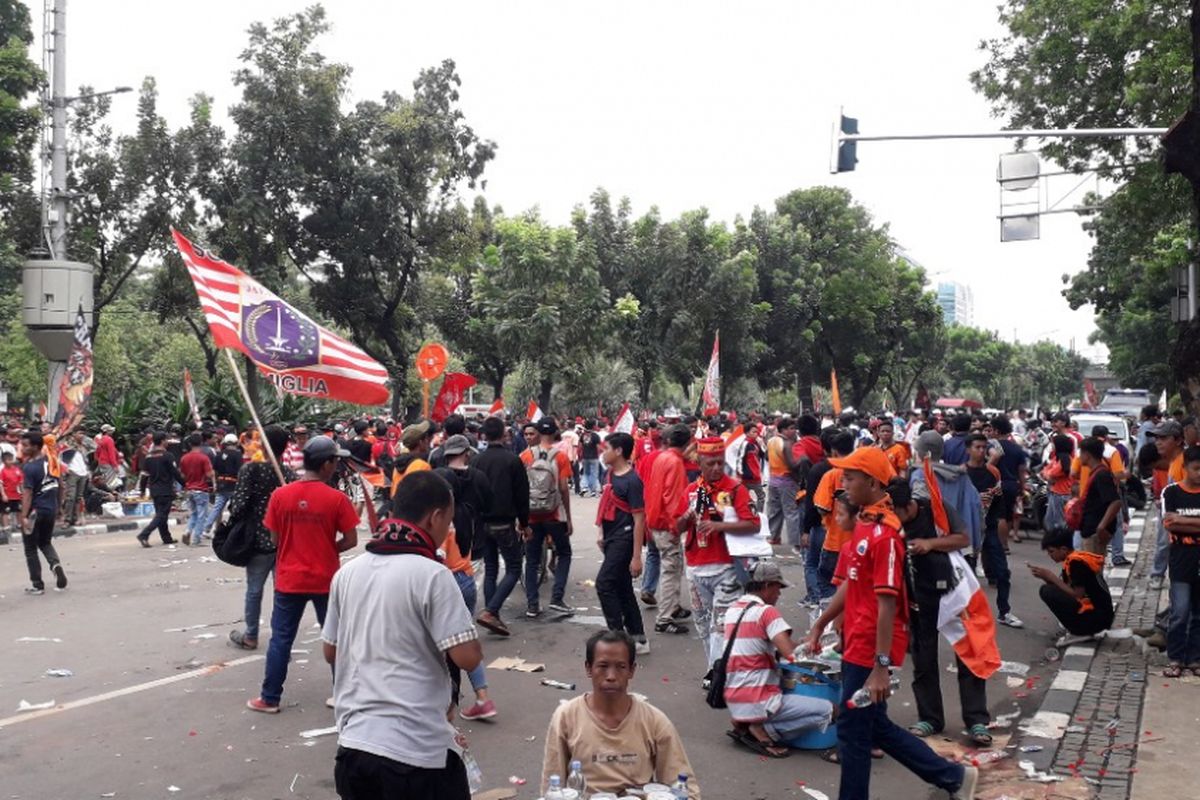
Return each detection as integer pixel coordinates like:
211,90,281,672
813,431,854,593
644,424,693,633
520,418,574,617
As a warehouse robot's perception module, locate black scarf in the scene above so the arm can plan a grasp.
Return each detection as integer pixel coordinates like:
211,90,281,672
365,519,441,562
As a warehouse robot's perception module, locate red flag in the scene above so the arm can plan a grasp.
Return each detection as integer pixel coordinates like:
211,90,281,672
172,229,390,406
831,369,843,415
613,403,635,434
526,401,544,423
487,397,505,416
430,373,477,422
702,331,720,415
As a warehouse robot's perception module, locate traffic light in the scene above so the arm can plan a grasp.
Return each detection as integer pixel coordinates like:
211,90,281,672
831,111,858,173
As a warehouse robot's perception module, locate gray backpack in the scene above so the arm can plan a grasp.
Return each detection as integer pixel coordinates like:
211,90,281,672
527,448,562,515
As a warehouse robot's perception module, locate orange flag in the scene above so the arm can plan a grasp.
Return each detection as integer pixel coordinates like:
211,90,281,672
830,369,843,415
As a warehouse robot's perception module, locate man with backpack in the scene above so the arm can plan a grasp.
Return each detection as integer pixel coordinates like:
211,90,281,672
521,417,574,617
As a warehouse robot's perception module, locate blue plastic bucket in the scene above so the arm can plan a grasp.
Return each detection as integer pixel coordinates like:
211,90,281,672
779,663,840,750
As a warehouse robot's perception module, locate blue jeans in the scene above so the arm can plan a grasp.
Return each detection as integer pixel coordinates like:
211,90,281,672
980,524,1011,616
1153,514,1170,578
243,551,275,639
581,459,600,495
453,570,489,693
837,661,965,800
206,492,232,532
1167,579,1200,664
805,526,830,602
642,537,660,594
480,524,523,616
261,591,328,706
524,521,572,608
763,692,834,743
186,491,210,544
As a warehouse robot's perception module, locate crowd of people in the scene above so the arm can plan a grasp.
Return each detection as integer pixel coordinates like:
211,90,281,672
11,399,1197,800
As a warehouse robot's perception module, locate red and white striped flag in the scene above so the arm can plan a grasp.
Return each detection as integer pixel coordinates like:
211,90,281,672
172,230,390,406
526,401,544,423
487,397,505,416
702,331,720,416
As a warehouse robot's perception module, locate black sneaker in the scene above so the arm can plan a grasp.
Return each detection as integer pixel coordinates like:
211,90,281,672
525,605,542,618
24,586,44,596
640,591,658,606
655,621,689,634
670,607,692,621
53,564,67,590
547,602,574,615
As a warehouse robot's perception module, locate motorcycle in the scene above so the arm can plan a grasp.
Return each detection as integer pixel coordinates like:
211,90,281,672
1020,472,1049,532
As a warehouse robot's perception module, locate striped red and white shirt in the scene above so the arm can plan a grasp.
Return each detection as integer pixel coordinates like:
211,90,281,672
282,443,305,474
722,595,791,723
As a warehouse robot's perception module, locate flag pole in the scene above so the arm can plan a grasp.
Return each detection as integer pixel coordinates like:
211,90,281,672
223,348,286,486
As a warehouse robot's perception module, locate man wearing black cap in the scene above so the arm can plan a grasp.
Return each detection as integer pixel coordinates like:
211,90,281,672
247,435,360,713
520,417,574,616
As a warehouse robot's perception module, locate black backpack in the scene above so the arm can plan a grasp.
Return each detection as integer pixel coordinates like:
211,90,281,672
212,515,256,567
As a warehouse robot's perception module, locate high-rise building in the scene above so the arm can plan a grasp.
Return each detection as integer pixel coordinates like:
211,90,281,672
937,281,974,327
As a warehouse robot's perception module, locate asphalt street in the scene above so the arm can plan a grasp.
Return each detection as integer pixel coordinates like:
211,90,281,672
0,497,1069,800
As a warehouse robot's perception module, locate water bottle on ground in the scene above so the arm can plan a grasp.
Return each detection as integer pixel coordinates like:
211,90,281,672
846,676,902,709
671,774,689,798
545,774,565,800
461,748,483,794
566,760,587,796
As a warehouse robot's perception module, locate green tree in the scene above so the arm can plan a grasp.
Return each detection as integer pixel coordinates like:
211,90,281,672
299,58,495,416
0,0,40,197
942,325,1017,403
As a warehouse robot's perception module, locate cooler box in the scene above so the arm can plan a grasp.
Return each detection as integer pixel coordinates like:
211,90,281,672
779,663,839,750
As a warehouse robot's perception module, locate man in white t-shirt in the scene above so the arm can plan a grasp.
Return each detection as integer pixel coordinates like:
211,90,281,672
323,470,483,800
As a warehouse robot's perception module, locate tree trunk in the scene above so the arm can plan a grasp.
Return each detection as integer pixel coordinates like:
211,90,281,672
795,371,814,413
638,367,654,406
538,377,553,412
389,364,405,419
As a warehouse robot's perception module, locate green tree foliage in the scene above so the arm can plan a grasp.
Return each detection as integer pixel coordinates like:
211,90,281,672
0,0,40,195
942,326,1017,402
972,0,1195,403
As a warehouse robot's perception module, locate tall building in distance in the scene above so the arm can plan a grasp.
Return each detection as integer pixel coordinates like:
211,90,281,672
937,281,974,327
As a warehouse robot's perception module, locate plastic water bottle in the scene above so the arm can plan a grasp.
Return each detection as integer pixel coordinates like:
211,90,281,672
461,748,483,794
545,774,566,800
671,774,689,798
566,760,587,797
846,676,902,709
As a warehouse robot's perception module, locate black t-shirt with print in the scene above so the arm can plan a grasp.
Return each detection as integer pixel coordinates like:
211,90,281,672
966,464,1002,528
1162,482,1200,583
580,431,601,460
1063,557,1114,620
602,469,644,541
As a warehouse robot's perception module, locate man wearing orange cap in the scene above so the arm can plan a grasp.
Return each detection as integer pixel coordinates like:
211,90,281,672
675,437,761,681
805,447,977,800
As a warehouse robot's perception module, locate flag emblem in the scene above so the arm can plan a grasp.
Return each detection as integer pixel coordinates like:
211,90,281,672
241,299,320,370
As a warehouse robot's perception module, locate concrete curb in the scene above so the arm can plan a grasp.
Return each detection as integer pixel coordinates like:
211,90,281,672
1016,508,1153,775
2,517,154,545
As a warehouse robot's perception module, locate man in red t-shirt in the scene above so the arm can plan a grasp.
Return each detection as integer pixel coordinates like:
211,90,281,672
675,437,759,676
248,435,360,714
644,424,693,631
806,447,974,800
179,434,216,547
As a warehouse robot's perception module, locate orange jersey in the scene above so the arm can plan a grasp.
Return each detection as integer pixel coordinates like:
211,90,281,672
816,467,846,553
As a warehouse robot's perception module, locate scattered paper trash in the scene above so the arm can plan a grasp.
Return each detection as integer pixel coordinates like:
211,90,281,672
100,793,116,798
1020,744,1044,753
289,773,299,793
189,633,218,641
16,699,55,712
1018,760,1063,783
298,726,338,739
198,556,218,563
167,786,181,793
508,776,527,785
998,661,1030,677
802,788,831,800
44,669,73,678
15,636,62,643
1105,628,1133,640
487,656,546,673
989,711,1021,730
1006,676,1024,688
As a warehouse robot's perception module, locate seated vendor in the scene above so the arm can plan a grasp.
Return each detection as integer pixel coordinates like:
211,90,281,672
541,630,700,798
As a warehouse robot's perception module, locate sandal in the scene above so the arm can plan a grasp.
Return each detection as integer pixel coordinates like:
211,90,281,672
229,630,258,650
728,729,789,758
1187,663,1200,676
908,721,938,738
968,724,993,746
1164,663,1186,678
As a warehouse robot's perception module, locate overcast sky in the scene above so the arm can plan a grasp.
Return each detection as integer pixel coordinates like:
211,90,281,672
41,0,1107,361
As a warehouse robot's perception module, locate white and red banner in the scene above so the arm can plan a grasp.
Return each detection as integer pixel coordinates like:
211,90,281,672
173,229,390,407
723,424,745,474
526,401,544,423
52,304,93,437
938,551,1002,680
431,373,478,422
613,403,635,434
183,368,202,428
702,331,720,416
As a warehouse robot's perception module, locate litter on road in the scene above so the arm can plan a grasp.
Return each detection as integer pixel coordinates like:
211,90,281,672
15,636,62,643
1018,760,1064,783
298,726,338,739
487,656,545,673
997,661,1031,677
44,669,74,677
16,699,55,712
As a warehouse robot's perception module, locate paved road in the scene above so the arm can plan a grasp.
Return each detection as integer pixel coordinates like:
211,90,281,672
0,498,1071,800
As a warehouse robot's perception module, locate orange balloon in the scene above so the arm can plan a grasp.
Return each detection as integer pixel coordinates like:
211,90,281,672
416,342,449,381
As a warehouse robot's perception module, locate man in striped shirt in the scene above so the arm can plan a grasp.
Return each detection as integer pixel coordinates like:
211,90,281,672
723,561,833,758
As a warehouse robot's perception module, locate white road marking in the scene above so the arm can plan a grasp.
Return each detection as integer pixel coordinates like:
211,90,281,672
1050,669,1089,692
0,655,263,730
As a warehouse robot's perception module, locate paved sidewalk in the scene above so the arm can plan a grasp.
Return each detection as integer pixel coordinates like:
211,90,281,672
1129,656,1200,798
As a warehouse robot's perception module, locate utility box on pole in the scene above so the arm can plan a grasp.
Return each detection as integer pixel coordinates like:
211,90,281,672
22,257,92,361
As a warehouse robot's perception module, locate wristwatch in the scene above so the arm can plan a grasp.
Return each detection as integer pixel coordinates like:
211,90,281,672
874,654,892,668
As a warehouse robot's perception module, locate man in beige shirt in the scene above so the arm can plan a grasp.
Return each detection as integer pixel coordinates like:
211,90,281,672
542,631,699,798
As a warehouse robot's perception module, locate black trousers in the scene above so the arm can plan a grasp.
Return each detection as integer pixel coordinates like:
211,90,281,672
23,511,61,589
138,495,175,543
335,746,469,800
1039,584,1113,636
910,589,989,731
596,532,645,636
